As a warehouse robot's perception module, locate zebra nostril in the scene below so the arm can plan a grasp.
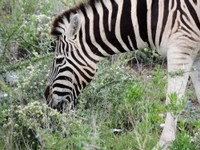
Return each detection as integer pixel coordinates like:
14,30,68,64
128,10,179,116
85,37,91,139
56,101,65,113
44,85,50,102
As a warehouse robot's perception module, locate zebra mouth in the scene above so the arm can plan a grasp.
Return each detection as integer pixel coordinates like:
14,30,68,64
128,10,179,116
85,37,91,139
44,85,70,113
45,96,65,113
54,101,66,113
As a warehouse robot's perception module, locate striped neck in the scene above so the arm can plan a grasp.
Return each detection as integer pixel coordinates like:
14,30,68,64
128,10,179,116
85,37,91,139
76,0,149,63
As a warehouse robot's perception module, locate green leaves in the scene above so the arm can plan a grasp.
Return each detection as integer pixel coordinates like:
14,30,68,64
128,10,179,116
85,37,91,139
124,83,142,102
166,92,186,116
0,0,54,65
168,69,185,78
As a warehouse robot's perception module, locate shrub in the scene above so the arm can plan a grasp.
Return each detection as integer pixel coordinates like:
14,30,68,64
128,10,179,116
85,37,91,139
1,101,68,149
0,0,199,149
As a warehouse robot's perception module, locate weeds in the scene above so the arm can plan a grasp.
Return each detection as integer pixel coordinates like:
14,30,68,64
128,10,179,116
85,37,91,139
0,0,199,149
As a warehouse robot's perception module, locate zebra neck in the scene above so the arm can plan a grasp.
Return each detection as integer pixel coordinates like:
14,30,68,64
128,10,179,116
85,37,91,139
77,0,150,63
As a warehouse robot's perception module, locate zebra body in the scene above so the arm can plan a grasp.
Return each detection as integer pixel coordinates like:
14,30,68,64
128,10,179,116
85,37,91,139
45,0,200,148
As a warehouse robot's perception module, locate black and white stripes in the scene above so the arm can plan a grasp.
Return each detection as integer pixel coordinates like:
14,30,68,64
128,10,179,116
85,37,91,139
45,0,200,147
45,0,200,113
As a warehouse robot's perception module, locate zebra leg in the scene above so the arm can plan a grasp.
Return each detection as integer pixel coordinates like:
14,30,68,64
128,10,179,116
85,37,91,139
190,52,200,103
157,47,194,149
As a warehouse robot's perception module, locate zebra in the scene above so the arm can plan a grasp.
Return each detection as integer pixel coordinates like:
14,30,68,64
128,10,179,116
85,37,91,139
44,0,200,149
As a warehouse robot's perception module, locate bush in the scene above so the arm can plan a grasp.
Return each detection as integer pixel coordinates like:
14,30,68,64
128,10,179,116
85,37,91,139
0,0,57,64
0,0,199,149
1,101,69,149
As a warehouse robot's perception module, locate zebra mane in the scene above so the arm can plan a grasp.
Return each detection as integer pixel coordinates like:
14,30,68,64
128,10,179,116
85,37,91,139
51,0,102,37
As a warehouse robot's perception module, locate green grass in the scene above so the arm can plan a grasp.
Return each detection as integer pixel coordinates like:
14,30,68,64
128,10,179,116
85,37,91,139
1,53,199,149
0,0,200,149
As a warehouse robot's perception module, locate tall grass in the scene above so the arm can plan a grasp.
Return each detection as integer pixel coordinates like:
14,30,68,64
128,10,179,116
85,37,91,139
0,0,199,149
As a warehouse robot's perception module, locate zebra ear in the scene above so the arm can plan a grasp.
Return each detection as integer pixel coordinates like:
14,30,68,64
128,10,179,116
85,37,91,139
67,14,81,39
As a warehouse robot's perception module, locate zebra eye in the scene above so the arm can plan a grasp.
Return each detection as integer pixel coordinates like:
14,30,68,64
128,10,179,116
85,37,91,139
55,57,64,64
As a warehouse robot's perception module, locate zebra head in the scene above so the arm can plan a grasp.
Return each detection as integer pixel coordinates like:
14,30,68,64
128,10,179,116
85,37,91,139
45,14,97,112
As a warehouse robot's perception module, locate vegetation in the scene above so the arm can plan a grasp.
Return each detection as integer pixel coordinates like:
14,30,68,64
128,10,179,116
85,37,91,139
0,0,200,149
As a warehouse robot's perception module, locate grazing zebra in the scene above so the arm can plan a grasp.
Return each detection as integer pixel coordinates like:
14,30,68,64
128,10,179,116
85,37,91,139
45,0,200,149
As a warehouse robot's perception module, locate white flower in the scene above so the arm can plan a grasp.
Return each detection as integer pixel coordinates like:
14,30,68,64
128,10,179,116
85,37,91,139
3,93,8,97
160,123,165,128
